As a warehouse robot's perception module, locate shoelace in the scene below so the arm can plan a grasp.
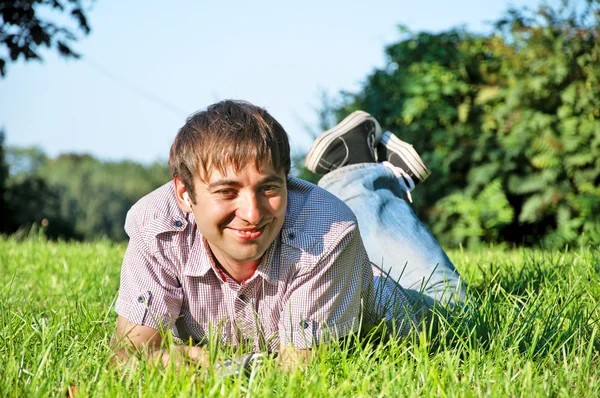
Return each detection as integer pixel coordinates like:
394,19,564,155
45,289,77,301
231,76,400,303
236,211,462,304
382,161,416,203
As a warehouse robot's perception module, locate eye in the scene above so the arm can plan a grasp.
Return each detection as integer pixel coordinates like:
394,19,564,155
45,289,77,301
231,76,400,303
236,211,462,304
260,185,281,196
214,189,237,198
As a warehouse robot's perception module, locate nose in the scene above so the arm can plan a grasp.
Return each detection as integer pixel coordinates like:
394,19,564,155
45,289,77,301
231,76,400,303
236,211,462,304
237,192,263,225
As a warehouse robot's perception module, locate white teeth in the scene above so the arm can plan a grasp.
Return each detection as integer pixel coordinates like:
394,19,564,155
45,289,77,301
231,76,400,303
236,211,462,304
232,228,259,236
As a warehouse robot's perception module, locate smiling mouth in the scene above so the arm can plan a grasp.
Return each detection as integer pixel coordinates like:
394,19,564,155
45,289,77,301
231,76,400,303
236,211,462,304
229,226,265,241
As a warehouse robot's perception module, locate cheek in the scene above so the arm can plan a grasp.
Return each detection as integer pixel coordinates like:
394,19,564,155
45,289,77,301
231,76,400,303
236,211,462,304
269,195,287,216
194,201,235,228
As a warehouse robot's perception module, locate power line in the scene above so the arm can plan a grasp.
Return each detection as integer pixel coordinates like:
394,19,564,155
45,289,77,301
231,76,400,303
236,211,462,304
81,56,190,118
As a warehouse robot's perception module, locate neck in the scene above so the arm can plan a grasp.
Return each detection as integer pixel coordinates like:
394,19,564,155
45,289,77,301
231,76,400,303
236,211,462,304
207,244,259,283
218,260,258,284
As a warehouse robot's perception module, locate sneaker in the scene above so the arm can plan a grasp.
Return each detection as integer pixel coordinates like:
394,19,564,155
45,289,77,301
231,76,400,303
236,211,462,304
377,131,431,185
304,110,382,174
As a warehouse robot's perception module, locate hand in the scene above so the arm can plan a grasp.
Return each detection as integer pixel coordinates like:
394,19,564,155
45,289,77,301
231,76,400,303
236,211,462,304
214,353,265,377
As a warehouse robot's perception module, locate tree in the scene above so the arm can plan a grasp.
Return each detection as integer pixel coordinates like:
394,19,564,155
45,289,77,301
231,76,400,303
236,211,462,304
3,146,172,241
0,0,94,77
0,130,10,232
5,174,81,239
32,152,172,240
315,0,600,248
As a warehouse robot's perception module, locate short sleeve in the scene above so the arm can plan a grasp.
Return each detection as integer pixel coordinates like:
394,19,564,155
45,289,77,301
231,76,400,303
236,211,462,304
114,212,183,330
278,223,372,349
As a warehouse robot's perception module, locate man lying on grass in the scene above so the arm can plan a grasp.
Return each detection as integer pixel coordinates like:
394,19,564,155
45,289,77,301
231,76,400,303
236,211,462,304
113,100,466,368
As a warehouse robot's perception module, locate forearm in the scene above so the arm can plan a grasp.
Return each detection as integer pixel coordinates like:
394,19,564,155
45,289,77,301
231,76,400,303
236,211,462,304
112,339,210,368
112,315,209,367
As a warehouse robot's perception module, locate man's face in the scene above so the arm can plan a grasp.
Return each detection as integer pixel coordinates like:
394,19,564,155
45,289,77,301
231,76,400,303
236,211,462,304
190,161,287,271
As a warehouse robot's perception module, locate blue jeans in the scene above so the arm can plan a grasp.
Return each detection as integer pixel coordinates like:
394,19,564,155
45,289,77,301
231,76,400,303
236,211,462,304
319,163,466,312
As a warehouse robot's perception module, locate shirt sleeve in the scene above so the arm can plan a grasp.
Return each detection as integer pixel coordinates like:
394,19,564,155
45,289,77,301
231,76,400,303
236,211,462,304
114,211,183,331
367,268,418,339
278,222,372,349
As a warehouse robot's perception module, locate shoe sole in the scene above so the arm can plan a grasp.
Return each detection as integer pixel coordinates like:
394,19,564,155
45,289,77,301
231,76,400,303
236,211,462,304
305,110,382,173
381,132,431,182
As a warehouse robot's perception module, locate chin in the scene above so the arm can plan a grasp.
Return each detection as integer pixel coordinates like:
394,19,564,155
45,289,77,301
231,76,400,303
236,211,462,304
239,248,269,264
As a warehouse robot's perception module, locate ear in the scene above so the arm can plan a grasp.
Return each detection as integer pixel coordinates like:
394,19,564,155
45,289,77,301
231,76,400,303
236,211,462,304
174,176,193,213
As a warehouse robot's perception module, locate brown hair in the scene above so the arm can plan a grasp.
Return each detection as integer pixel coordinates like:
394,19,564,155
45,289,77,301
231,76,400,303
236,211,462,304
169,100,291,202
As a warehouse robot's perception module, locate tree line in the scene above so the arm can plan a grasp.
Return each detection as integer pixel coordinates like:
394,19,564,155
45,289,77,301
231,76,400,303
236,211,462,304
0,134,171,241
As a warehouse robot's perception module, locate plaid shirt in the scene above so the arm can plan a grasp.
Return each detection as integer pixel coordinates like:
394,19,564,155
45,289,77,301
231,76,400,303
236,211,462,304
115,177,415,351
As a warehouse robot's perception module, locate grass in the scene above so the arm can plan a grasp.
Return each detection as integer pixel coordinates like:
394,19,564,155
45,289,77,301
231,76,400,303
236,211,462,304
1,236,599,396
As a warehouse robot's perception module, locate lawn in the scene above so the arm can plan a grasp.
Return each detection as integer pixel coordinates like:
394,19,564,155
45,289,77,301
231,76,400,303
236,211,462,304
1,237,599,396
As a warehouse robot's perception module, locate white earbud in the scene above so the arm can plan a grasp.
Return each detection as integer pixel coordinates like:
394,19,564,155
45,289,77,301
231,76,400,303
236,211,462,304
183,192,192,208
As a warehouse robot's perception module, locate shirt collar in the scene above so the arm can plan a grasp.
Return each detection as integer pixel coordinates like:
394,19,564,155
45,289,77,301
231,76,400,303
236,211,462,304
252,234,280,284
182,231,280,285
182,235,214,278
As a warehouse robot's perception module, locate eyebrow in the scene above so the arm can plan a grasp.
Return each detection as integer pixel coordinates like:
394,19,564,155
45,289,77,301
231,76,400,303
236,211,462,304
207,175,285,190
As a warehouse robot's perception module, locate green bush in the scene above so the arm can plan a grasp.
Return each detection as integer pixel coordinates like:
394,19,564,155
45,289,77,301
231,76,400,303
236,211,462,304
318,1,600,248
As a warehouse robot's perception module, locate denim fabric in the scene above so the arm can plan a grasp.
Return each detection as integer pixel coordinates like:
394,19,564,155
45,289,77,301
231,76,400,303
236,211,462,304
319,163,466,309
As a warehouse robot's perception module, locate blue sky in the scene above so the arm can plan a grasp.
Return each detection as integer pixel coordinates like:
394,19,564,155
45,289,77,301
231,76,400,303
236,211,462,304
0,0,557,164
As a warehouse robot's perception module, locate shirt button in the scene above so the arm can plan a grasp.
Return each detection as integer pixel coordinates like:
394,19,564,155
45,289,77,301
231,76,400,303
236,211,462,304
137,296,144,303
301,320,310,329
288,232,295,240
174,220,183,227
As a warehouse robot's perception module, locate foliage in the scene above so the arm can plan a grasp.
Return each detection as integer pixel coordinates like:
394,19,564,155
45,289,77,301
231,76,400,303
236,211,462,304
0,130,10,233
1,239,599,395
321,0,600,248
38,153,172,240
0,0,94,76
4,174,80,239
1,145,172,241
